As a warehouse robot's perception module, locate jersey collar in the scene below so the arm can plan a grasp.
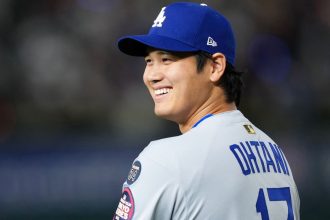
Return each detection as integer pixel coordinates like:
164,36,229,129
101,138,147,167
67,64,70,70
192,114,214,128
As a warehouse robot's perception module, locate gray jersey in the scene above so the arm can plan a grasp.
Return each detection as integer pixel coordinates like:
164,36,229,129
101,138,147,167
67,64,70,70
114,110,300,220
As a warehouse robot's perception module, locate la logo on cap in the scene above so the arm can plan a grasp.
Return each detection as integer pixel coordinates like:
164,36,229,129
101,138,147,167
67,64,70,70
152,7,166,27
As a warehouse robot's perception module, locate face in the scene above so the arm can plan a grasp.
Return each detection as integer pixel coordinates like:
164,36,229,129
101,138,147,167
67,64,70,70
143,50,214,124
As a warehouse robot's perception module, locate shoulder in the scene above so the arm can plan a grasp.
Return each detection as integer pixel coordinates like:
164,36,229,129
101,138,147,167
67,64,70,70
137,135,182,173
138,110,246,161
136,129,205,171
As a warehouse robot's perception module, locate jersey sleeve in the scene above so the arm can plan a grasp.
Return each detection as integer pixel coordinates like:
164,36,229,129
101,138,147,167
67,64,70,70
113,144,186,220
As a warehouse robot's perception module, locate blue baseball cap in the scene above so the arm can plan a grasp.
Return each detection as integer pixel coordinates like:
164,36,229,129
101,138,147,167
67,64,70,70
117,2,236,65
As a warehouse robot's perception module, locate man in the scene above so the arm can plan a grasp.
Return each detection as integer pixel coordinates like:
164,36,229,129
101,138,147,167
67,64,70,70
113,2,300,220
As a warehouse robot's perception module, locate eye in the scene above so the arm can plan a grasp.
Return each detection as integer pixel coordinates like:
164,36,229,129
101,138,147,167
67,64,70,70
144,57,152,65
161,56,173,64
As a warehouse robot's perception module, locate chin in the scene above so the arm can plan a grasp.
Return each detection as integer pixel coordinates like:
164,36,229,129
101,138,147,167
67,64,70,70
154,108,168,118
154,107,173,120
154,108,182,124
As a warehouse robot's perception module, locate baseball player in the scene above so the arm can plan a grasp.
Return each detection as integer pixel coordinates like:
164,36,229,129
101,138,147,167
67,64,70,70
113,2,300,220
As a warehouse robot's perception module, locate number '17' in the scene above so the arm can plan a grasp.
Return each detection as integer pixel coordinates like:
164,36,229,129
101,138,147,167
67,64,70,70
256,187,294,220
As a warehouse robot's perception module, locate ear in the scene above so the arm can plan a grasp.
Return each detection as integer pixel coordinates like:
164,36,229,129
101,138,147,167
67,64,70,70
210,53,226,83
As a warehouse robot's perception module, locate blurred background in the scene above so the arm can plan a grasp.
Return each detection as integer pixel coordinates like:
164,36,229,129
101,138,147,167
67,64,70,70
0,0,329,219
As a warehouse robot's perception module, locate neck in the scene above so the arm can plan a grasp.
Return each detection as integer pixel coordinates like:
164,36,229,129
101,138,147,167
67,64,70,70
178,102,237,133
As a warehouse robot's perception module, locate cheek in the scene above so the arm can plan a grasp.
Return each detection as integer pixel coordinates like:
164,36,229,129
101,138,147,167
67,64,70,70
178,75,209,103
142,71,148,86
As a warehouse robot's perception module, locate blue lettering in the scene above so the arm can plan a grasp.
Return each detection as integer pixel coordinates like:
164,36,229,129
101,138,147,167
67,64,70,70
250,141,266,173
240,142,260,173
269,143,289,175
279,146,290,176
230,144,251,175
230,141,291,176
260,141,277,173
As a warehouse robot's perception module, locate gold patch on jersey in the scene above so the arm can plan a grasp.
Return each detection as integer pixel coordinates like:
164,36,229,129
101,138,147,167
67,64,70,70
243,124,256,134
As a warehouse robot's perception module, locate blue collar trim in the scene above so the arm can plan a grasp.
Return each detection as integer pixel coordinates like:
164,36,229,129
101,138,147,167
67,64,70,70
192,114,214,128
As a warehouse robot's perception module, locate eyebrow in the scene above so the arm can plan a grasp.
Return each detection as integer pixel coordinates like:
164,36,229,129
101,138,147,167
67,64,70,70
157,51,171,55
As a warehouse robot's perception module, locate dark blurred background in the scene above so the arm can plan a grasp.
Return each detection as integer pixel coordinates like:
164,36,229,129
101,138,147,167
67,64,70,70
0,0,329,219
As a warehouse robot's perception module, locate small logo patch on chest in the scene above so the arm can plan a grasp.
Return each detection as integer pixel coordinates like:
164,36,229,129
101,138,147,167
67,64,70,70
243,124,256,134
127,160,142,185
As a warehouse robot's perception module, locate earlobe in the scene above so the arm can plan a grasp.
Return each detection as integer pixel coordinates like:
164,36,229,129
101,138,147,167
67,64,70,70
210,53,226,82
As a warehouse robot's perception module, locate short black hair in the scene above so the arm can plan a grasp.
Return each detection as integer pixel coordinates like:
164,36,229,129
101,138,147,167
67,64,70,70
195,51,244,106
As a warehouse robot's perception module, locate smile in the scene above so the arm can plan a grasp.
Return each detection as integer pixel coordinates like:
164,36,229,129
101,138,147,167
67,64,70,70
154,88,172,96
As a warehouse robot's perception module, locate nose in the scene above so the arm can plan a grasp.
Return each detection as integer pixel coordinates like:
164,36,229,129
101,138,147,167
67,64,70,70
143,64,164,84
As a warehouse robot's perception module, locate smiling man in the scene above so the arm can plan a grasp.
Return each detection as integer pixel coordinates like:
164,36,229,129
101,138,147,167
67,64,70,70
143,50,232,133
113,2,300,220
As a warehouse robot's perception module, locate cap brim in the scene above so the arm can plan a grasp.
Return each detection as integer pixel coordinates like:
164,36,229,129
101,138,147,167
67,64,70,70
118,34,199,56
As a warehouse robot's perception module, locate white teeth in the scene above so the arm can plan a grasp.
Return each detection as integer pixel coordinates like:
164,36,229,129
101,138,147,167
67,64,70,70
155,88,171,95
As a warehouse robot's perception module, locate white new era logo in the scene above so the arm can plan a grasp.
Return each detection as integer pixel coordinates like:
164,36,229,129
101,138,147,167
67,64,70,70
207,37,217,47
152,7,166,27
